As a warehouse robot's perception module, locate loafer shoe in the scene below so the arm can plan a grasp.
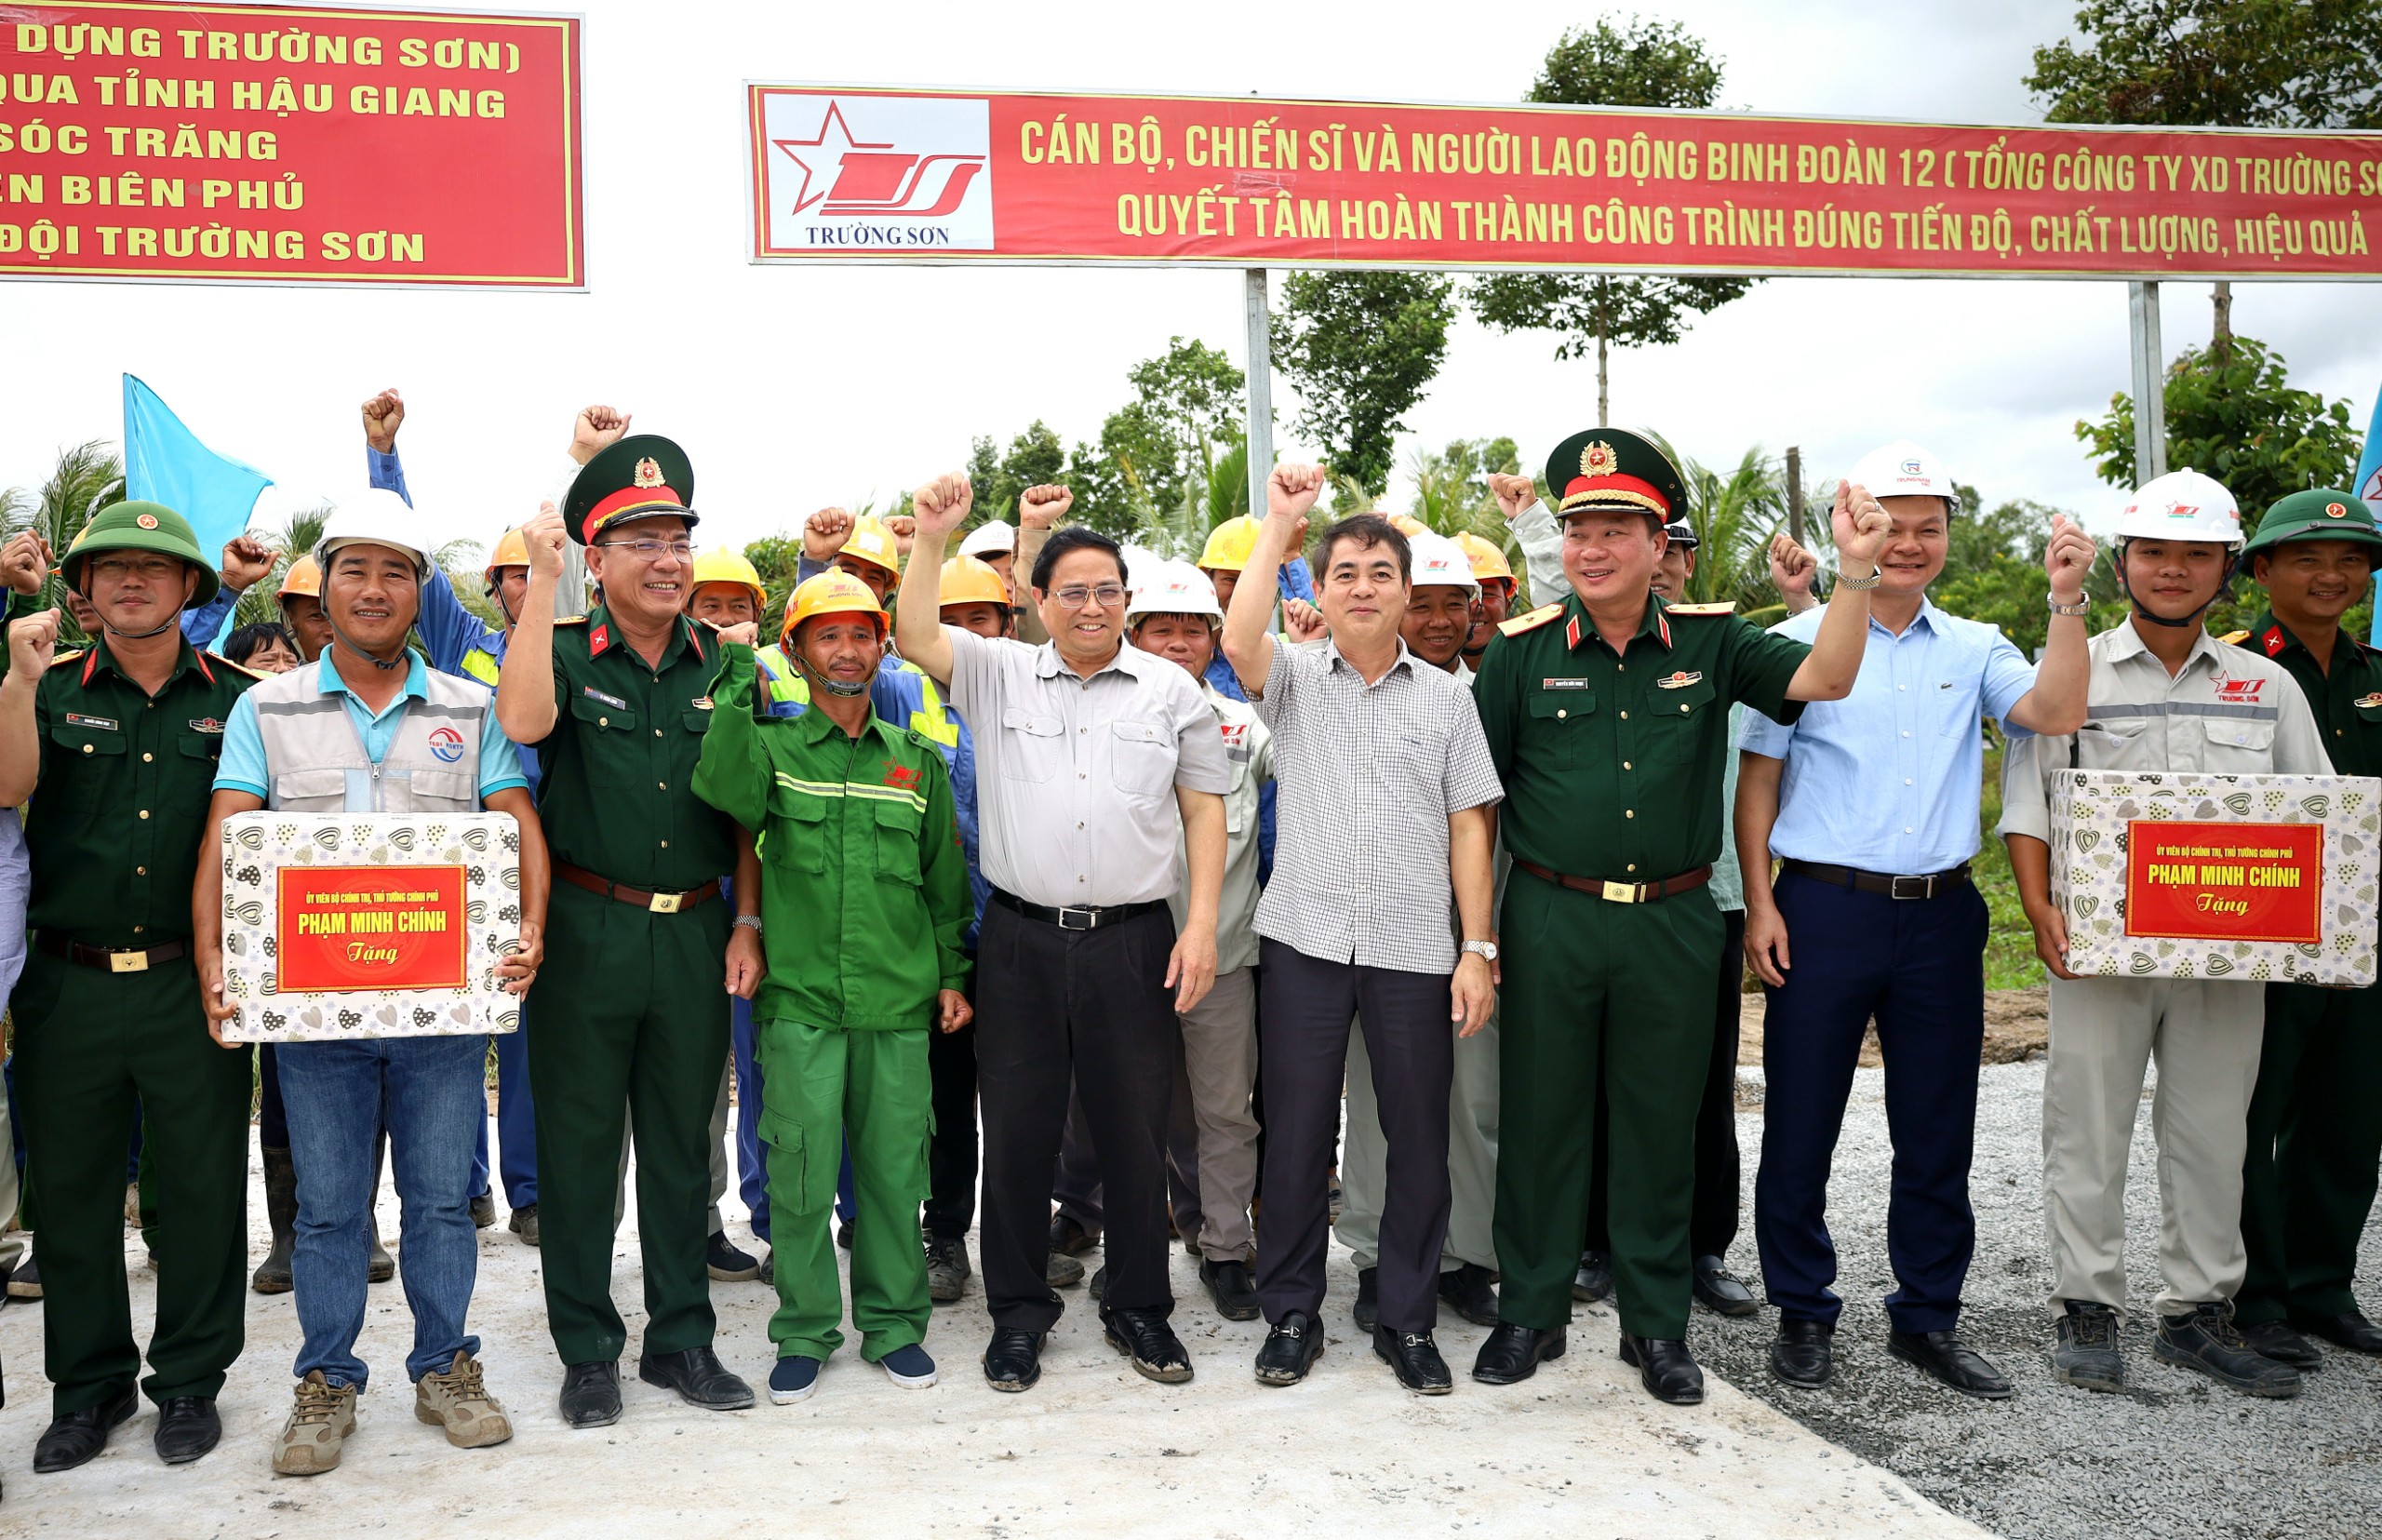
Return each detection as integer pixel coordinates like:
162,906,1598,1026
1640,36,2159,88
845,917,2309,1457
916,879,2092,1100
1373,1326,1453,1394
1887,1329,2013,1400
1618,1332,1705,1405
1692,1255,1760,1318
1472,1322,1565,1385
1770,1319,1834,1389
1438,1262,1501,1327
982,1328,1046,1392
1102,1306,1192,1384
637,1346,755,1411
1199,1258,1261,1321
1254,1312,1324,1386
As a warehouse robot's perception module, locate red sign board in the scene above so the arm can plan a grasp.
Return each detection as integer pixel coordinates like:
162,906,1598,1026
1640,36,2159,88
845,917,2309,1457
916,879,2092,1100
0,2,582,288
277,864,468,993
745,85,2382,280
2124,821,2325,944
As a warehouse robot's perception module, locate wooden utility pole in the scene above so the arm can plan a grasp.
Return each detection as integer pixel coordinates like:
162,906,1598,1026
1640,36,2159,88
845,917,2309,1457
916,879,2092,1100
1786,445,1803,545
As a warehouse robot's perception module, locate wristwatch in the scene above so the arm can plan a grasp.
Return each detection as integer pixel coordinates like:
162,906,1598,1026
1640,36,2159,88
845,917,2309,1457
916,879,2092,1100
1463,939,1498,962
1837,569,1882,591
734,914,764,934
2047,596,2091,617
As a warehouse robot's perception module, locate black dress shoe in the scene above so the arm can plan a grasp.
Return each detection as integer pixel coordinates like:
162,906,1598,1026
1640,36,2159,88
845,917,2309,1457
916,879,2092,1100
1770,1319,1834,1389
982,1328,1046,1392
1438,1262,1501,1327
1472,1322,1566,1385
1254,1312,1324,1386
1572,1249,1613,1304
1048,1212,1099,1256
1353,1265,1379,1332
1692,1255,1760,1318
1103,1306,1193,1384
153,1396,221,1465
637,1346,755,1411
1199,1258,1261,1321
1372,1326,1453,1394
2241,1319,2323,1370
33,1386,137,1472
558,1360,622,1428
1618,1332,1705,1405
2291,1308,2382,1355
1887,1329,2013,1400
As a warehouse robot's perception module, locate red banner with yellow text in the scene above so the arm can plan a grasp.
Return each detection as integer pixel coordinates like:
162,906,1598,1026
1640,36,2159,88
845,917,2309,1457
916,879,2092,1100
745,85,2382,281
0,2,582,288
2123,821,2325,944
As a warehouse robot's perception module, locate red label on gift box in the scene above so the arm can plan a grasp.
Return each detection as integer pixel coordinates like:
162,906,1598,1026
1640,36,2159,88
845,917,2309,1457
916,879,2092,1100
276,864,468,992
2123,821,2324,944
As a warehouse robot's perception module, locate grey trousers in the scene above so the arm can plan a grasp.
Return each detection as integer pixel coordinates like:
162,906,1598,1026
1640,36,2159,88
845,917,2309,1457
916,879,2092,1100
1341,1001,1498,1275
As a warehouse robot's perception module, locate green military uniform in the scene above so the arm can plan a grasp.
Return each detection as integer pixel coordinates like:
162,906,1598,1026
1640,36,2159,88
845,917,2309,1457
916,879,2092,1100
10,502,257,1415
1471,431,1813,1342
692,636,970,1363
529,437,741,1368
2230,488,2382,1336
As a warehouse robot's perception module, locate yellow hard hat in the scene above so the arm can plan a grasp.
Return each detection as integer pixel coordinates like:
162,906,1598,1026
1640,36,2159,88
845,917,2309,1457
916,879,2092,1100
836,516,901,578
277,553,322,603
484,526,531,583
781,569,886,644
1453,531,1514,586
939,554,1010,609
1198,516,1262,573
1387,513,1428,537
690,548,768,614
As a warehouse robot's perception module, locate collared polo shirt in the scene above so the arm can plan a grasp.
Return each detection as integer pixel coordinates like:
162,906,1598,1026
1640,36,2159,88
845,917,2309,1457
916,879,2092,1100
943,627,1230,907
1741,596,2037,874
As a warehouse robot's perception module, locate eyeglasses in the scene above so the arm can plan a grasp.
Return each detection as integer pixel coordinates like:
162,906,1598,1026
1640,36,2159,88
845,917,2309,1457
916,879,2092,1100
595,539,695,561
1050,583,1127,610
89,555,184,582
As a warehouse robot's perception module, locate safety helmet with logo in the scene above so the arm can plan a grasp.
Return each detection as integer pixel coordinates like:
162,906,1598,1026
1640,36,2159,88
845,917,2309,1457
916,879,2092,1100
1406,530,1480,596
1126,560,1224,624
277,553,322,605
2239,487,2382,560
836,516,902,580
779,569,886,700
315,488,433,577
1198,516,1262,573
1452,531,1515,588
64,500,219,609
958,521,1015,560
2110,469,2244,628
1846,440,1961,516
483,525,531,585
689,548,768,616
939,554,1011,610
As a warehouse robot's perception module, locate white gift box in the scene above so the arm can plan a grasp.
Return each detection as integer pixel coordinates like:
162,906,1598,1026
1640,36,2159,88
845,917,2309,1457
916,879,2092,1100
2048,770,2381,985
218,810,524,1043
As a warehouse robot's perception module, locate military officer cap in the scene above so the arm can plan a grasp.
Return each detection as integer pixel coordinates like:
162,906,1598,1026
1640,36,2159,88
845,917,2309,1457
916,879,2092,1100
564,434,699,546
2241,488,2382,558
64,500,219,608
1662,518,1698,552
1544,428,1688,530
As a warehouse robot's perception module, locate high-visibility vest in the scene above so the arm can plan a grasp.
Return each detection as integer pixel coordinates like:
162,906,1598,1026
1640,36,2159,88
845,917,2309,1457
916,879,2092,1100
756,646,957,748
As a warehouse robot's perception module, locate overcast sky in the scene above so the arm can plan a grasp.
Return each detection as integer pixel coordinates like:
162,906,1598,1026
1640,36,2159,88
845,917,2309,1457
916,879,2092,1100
5,0,2380,557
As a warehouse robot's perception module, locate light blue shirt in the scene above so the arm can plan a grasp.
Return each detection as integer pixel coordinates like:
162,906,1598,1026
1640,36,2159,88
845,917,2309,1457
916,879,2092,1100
215,648,529,808
1740,597,2036,875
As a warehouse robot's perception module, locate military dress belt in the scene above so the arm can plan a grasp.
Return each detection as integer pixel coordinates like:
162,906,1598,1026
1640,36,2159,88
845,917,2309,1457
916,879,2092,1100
1513,859,1712,904
34,931,189,973
554,860,721,915
1780,858,1972,901
991,888,1168,931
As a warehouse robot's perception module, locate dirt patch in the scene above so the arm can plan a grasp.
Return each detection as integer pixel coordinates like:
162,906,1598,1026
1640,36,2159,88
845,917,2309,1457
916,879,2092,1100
1736,987,2048,1071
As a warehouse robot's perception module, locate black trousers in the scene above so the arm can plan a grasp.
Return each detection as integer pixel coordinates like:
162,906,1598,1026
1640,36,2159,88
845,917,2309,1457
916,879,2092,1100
974,902,1180,1332
1253,940,1452,1333
1587,906,1745,1259
922,997,978,1241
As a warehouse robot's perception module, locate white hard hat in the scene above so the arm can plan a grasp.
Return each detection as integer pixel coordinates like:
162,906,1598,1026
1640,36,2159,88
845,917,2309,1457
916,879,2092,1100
316,487,433,577
1118,542,1167,595
958,521,1015,558
1846,440,1960,513
1127,560,1224,623
2110,469,2242,548
1406,531,1480,596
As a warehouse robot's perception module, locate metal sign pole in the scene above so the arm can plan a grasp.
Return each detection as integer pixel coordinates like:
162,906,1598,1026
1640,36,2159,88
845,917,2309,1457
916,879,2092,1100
1244,267,1273,524
2128,281,2167,483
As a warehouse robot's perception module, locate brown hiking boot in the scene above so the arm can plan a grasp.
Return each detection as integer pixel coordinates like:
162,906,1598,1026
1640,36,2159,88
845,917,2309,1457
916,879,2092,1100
415,1350,514,1449
273,1372,357,1477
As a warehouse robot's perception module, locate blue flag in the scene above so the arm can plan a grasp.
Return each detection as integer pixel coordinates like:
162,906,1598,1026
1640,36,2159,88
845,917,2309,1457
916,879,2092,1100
122,374,272,556
2360,389,2382,643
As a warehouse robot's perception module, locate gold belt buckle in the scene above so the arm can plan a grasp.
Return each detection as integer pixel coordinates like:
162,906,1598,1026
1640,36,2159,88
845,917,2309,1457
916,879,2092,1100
648,891,683,915
1600,880,1639,904
110,949,150,973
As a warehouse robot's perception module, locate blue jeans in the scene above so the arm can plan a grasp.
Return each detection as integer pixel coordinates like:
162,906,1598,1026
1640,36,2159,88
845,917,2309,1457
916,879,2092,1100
491,1018,536,1209
279,1033,488,1387
731,992,770,1242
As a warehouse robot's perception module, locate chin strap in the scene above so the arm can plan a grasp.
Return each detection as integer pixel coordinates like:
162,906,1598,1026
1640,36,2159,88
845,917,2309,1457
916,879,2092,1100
101,614,181,642
796,650,873,699
325,618,409,672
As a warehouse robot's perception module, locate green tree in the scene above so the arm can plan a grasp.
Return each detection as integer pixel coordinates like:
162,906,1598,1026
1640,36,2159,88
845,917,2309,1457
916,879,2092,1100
1,440,125,642
230,502,333,629
1470,18,1757,422
1271,272,1455,495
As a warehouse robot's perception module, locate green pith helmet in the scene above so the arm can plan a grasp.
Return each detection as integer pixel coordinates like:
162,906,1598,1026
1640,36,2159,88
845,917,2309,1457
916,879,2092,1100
63,500,218,608
2241,489,2382,559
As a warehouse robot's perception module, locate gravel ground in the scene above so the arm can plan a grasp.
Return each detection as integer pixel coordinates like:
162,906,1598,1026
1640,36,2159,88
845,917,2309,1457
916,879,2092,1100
1693,1058,2382,1540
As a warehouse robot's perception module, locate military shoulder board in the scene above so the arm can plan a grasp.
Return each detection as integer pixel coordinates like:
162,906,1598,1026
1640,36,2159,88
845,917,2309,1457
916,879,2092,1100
1499,603,1565,636
2216,630,2251,646
47,649,84,669
1666,601,1736,617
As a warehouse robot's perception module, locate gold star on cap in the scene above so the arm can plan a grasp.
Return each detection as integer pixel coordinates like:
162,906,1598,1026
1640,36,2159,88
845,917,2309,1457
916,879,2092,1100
1582,440,1618,479
633,457,664,489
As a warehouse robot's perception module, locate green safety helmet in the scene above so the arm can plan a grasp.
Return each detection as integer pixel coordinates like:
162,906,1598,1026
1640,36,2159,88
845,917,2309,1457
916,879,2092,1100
63,500,219,608
2241,488,2382,560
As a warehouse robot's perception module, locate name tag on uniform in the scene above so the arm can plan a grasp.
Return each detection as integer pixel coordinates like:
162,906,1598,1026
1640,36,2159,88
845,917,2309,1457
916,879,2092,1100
690,696,714,711
1655,671,1704,690
1540,677,1592,690
2358,693,2382,709
188,716,225,734
64,713,118,730
582,686,628,710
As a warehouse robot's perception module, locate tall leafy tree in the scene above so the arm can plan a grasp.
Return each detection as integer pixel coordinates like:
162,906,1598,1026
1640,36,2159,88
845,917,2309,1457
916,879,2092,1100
1470,18,1756,422
1270,272,1456,495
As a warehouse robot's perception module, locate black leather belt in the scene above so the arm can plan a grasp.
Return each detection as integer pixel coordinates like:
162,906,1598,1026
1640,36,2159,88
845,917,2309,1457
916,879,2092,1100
1781,858,1973,901
34,932,190,973
991,889,1168,931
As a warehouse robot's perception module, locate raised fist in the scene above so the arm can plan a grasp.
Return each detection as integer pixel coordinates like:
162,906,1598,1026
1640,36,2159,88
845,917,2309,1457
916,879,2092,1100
0,529,51,596
1488,472,1539,521
7,606,60,681
1831,480,1893,568
569,404,631,465
1018,484,1073,530
220,534,275,594
1266,463,1326,521
523,503,568,580
802,507,855,562
360,387,404,452
911,475,975,538
2043,514,2095,605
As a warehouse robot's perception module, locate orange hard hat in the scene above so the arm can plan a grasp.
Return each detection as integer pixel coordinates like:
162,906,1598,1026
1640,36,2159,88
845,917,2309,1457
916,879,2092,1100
780,569,886,645
484,526,530,584
277,553,322,603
